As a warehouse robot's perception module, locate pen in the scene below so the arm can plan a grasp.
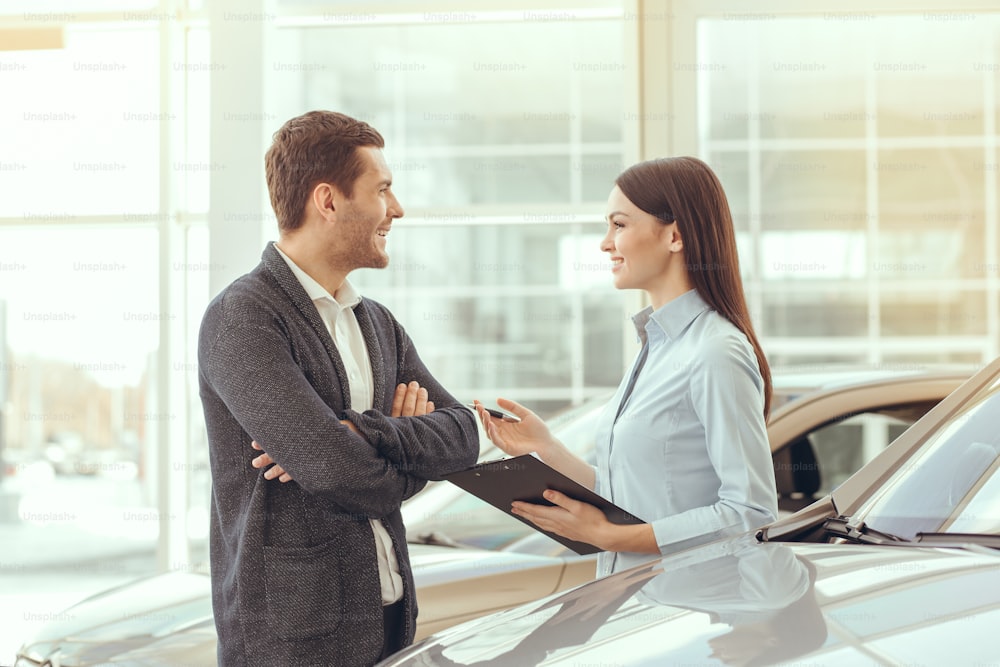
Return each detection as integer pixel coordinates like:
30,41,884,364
466,403,522,423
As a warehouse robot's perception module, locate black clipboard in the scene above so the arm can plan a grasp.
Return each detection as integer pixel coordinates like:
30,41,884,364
441,454,645,555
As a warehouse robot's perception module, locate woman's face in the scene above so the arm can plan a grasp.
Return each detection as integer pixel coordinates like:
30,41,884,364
600,185,679,297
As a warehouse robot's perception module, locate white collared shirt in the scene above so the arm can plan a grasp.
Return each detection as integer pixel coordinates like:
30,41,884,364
275,244,404,605
595,289,778,576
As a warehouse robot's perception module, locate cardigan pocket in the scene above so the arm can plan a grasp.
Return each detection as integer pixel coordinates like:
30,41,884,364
263,538,346,641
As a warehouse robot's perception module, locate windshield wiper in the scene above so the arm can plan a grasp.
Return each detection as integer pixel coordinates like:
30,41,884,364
825,519,1000,552
823,517,910,545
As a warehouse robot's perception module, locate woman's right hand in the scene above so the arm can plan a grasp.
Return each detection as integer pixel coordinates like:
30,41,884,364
474,398,556,459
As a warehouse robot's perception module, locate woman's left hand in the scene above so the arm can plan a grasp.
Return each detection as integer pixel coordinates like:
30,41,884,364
511,491,614,550
512,492,659,553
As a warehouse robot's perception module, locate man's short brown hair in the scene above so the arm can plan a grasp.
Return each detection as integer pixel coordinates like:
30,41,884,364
264,110,385,232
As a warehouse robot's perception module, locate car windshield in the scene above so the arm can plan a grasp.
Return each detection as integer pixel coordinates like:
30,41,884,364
851,370,1000,540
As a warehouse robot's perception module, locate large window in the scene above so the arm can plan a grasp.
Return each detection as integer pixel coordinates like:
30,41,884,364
687,10,1000,368
262,14,630,410
0,7,200,658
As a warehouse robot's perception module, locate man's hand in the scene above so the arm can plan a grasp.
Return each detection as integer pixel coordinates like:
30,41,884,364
391,381,435,417
251,381,436,483
251,440,293,482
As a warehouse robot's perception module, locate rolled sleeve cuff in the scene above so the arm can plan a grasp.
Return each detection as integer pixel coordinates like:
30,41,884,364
650,502,772,554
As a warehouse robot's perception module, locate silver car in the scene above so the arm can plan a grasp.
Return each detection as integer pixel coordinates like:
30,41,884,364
11,368,973,665
379,356,1000,666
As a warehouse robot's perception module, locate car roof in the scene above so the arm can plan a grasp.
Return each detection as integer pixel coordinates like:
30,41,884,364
766,370,970,450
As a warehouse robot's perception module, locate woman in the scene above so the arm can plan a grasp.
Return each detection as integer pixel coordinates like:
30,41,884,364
476,156,778,576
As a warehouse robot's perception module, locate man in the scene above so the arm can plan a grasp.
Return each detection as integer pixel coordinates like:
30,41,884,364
198,110,480,666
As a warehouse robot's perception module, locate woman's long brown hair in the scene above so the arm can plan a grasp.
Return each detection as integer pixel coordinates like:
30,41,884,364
615,156,772,418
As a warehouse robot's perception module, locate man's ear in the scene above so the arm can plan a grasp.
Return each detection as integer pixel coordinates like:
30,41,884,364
311,183,337,221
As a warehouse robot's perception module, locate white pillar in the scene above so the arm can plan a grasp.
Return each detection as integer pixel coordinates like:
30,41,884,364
208,0,269,297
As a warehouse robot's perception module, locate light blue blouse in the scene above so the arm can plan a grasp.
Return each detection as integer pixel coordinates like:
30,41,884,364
594,289,778,576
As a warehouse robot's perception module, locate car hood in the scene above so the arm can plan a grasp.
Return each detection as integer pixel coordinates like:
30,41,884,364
15,571,216,666
15,544,564,666
382,534,1000,666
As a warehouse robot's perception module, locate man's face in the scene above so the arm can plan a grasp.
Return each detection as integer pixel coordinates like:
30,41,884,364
331,146,404,271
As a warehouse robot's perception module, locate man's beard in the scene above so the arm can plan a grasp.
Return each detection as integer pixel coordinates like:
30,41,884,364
337,230,388,271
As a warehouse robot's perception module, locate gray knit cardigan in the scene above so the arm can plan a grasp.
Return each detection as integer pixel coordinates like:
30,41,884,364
198,242,480,666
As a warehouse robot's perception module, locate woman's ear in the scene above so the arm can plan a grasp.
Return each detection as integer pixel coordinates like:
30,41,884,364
669,225,684,253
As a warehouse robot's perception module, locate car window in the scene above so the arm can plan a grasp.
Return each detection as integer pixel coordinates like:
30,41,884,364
774,401,939,512
858,377,1000,539
809,406,931,495
946,464,1000,534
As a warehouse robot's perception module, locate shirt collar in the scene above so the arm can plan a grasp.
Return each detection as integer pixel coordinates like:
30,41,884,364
273,243,362,308
631,289,711,342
